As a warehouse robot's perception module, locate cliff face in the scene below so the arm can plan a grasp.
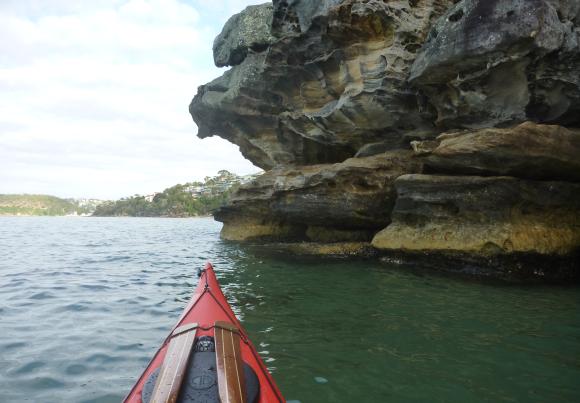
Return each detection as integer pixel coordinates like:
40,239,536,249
191,0,454,168
190,0,580,280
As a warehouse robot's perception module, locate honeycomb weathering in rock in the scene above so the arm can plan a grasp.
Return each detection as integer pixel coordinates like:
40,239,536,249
190,0,455,168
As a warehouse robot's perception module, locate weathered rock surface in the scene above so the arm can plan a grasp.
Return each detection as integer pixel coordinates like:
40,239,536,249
215,151,422,241
213,3,275,67
410,0,580,129
191,0,454,169
190,0,580,279
420,122,580,181
372,174,580,255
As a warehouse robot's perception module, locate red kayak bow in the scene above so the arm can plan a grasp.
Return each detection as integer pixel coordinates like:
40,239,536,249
124,262,285,403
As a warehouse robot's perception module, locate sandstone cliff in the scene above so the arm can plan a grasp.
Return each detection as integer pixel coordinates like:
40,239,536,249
190,0,580,281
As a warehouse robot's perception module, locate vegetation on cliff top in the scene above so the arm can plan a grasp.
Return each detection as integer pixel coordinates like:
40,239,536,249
92,170,257,217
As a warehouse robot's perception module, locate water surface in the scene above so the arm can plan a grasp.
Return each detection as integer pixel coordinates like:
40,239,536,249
0,217,578,402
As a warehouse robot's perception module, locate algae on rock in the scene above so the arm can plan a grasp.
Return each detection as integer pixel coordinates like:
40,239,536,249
371,174,580,256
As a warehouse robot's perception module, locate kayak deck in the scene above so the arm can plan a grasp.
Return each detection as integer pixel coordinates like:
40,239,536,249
124,262,284,403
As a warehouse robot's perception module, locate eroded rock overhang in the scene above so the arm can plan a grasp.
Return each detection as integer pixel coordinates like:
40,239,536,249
189,0,580,281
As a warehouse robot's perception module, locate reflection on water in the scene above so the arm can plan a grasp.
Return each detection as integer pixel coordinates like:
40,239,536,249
0,217,579,403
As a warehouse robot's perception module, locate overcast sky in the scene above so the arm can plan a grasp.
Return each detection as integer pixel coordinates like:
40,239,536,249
0,0,265,199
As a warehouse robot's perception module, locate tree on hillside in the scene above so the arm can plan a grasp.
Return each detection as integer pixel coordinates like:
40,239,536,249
92,172,243,217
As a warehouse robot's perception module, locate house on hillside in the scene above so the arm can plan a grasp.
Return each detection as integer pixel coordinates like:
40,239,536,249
240,173,262,184
144,193,159,202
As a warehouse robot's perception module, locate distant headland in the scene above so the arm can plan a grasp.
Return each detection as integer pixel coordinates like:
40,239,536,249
0,171,258,218
0,194,103,217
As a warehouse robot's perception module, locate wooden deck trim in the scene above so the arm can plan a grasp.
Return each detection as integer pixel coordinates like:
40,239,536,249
215,320,247,403
149,323,198,403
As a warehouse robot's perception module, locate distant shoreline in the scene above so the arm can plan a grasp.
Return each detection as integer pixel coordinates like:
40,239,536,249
90,214,214,218
0,214,214,218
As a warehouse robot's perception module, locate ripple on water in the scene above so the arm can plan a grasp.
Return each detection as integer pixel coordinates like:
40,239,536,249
27,377,66,389
147,309,170,317
2,341,27,350
45,270,75,276
57,302,90,312
29,291,56,300
0,279,29,288
115,298,140,305
86,353,124,365
130,280,147,285
65,364,88,375
115,343,143,351
10,361,45,375
81,255,131,264
79,284,113,291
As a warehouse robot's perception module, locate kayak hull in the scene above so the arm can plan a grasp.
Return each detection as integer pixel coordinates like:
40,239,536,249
124,262,284,403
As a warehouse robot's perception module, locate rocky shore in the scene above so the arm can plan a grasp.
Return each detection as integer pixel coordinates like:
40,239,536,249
190,0,580,281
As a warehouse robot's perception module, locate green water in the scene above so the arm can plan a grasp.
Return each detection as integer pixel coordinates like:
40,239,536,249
221,252,580,402
0,217,578,402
